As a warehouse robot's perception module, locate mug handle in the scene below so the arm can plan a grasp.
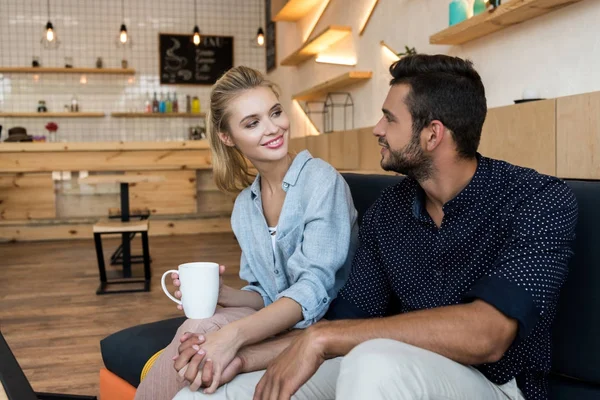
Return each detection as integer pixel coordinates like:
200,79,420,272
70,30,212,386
161,270,182,305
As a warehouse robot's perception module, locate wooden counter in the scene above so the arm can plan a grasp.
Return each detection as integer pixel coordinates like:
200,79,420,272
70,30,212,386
0,141,211,172
0,141,235,241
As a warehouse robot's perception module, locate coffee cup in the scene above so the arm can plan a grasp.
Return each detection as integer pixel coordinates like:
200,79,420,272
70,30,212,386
161,262,219,319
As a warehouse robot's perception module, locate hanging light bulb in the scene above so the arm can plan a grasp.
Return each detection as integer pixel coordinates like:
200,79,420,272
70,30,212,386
192,25,201,46
256,27,265,47
41,0,59,49
255,0,265,47
116,0,132,48
119,24,128,44
192,0,201,46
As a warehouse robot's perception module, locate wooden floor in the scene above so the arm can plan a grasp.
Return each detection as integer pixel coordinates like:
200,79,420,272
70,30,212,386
0,233,244,397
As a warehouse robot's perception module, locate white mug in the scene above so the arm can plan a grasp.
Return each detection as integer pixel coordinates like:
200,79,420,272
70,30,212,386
161,262,219,319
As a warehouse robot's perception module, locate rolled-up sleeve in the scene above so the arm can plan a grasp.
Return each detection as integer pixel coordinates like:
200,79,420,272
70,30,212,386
239,251,271,308
464,180,577,342
276,173,357,328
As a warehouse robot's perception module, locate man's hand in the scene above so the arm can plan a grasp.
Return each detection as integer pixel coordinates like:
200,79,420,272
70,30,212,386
253,327,326,400
174,332,244,392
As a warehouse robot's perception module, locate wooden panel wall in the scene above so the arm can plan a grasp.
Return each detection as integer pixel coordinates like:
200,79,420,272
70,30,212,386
290,92,600,180
0,173,56,220
128,170,198,215
290,128,385,173
195,171,236,214
557,91,600,179
479,99,556,176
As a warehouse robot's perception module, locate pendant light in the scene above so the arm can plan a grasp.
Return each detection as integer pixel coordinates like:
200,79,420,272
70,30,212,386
192,0,201,46
41,0,59,49
116,0,133,48
256,27,265,47
256,0,265,47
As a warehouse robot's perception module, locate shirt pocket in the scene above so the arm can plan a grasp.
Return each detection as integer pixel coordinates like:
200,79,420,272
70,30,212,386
276,223,303,260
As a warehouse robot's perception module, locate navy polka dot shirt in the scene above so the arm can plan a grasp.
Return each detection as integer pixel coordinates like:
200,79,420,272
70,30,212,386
327,155,578,400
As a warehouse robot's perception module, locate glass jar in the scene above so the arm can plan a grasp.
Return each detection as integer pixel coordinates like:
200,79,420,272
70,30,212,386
37,100,48,112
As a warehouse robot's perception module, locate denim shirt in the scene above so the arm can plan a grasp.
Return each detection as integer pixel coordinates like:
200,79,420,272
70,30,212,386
231,150,359,329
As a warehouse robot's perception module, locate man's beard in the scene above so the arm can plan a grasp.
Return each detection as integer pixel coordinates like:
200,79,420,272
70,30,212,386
379,136,433,181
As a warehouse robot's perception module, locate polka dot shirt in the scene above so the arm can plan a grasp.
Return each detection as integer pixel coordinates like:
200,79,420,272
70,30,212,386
327,154,578,400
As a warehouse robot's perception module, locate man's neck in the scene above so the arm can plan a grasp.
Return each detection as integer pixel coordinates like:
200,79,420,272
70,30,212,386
419,155,479,210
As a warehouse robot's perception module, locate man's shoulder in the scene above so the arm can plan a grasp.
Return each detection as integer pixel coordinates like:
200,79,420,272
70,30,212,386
366,177,417,217
484,156,575,209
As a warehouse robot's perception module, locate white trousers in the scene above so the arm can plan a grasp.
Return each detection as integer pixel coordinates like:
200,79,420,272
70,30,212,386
173,339,525,400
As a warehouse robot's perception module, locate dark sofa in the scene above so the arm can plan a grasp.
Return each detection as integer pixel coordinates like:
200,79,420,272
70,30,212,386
101,173,600,399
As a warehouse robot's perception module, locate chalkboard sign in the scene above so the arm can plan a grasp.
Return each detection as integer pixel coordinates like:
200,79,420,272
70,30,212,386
265,0,276,72
159,34,234,85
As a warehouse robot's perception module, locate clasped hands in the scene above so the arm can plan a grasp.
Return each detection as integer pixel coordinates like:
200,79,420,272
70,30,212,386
173,329,244,394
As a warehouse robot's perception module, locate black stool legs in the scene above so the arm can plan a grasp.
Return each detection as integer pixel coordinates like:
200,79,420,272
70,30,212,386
93,230,151,295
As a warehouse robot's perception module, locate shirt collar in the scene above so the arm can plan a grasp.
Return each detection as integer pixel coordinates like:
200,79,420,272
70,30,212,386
250,150,313,198
412,153,488,219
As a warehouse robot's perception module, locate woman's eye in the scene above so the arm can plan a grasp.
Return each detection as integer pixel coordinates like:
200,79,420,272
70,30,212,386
246,120,259,129
272,110,282,118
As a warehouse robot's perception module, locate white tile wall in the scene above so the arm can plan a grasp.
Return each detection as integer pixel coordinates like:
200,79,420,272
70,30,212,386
0,0,265,142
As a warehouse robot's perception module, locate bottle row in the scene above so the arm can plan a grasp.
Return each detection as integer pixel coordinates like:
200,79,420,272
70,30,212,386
144,92,201,114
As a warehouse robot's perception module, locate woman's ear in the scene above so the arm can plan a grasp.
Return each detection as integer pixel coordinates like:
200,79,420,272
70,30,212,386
218,131,235,147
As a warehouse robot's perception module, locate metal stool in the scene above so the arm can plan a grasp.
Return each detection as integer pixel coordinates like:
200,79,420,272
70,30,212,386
107,207,151,266
93,219,151,295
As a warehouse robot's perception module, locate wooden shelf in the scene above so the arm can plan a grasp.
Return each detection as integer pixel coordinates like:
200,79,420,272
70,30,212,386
272,0,323,21
111,112,206,118
281,25,352,66
0,112,105,118
0,67,136,75
292,71,373,102
430,0,584,45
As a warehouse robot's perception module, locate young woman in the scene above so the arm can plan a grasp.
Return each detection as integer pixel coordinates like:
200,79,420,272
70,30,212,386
134,66,358,399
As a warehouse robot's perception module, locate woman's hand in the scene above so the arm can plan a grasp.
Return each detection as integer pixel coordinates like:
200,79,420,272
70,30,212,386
186,327,242,393
171,265,227,310
174,332,244,390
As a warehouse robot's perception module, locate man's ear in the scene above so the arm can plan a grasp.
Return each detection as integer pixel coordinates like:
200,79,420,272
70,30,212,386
218,131,235,147
424,120,446,152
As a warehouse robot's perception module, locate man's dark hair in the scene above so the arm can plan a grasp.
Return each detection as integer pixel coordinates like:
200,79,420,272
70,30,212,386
389,54,487,158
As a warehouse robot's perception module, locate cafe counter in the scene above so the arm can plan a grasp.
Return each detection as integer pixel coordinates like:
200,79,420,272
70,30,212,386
0,141,234,241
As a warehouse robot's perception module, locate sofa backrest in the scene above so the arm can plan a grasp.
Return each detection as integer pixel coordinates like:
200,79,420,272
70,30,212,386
341,173,600,387
342,173,403,225
551,180,600,385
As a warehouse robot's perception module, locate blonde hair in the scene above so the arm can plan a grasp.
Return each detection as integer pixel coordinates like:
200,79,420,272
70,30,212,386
208,66,281,194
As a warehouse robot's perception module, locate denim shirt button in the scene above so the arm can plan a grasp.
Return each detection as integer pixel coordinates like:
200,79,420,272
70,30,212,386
274,269,279,274
322,298,328,304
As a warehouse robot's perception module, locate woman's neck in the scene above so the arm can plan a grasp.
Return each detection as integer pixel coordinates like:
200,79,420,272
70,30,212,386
254,154,294,195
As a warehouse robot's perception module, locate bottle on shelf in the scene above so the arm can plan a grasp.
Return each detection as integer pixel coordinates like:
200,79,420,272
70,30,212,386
473,0,486,15
70,95,79,112
186,95,192,113
173,92,179,113
144,92,152,113
449,0,469,26
159,93,166,113
191,96,200,114
166,92,173,113
152,92,159,113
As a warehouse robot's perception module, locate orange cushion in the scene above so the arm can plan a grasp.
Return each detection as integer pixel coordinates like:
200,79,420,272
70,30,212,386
99,368,136,400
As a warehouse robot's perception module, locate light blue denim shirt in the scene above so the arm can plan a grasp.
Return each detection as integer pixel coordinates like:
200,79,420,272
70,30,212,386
231,150,359,329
